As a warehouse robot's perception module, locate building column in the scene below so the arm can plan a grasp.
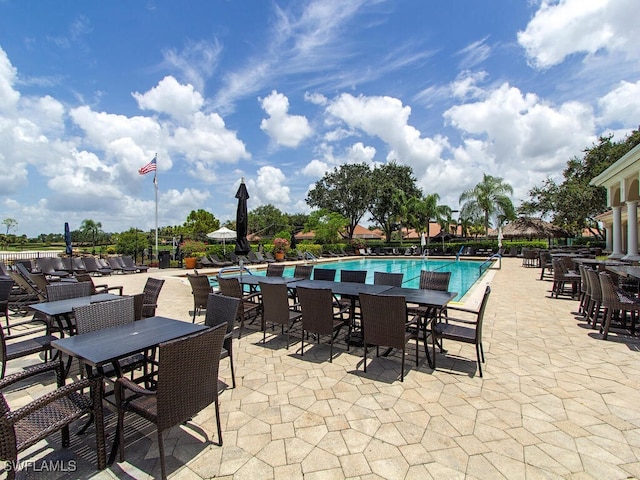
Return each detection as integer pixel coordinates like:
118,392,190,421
623,201,639,260
610,205,624,258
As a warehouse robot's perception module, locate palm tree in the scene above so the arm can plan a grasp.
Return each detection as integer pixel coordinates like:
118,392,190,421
459,174,515,236
80,219,103,254
408,193,451,250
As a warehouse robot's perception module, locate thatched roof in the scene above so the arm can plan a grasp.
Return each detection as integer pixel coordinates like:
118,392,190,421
497,218,571,239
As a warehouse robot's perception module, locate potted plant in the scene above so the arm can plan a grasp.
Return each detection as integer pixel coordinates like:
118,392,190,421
181,240,206,269
272,237,290,261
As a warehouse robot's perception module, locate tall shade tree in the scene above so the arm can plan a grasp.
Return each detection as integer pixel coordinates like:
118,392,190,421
304,209,349,244
183,209,220,241
248,204,286,238
368,163,421,242
2,218,17,235
519,129,640,238
459,174,515,236
306,163,373,241
80,219,103,254
407,194,451,248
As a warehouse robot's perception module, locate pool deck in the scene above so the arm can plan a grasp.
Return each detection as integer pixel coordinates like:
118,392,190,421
3,257,640,479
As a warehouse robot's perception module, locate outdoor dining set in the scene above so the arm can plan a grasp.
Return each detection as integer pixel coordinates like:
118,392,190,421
526,248,640,341
0,259,490,479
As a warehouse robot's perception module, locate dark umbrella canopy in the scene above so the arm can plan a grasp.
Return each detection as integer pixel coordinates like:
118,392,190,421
235,179,251,255
290,232,298,250
64,222,72,255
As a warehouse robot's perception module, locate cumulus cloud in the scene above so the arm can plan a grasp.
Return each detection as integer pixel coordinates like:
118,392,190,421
260,90,312,148
247,166,293,210
133,76,204,121
326,93,448,178
598,80,640,126
518,0,640,69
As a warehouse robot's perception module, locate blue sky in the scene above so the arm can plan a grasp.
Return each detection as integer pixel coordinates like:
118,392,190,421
1,0,639,237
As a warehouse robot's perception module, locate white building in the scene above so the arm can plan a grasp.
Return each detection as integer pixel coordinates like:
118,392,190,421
590,142,640,260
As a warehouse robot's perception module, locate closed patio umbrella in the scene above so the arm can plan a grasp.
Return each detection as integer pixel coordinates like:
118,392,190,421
235,179,251,255
64,222,72,255
207,227,236,255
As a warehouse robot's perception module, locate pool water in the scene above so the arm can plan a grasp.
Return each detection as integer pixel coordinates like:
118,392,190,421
214,258,490,301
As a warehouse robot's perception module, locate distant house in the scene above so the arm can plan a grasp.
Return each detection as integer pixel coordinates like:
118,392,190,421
350,225,383,240
294,230,316,241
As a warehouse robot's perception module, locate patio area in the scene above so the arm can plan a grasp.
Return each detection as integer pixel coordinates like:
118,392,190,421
4,257,640,479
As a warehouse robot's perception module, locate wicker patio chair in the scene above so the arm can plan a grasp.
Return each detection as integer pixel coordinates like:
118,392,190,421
359,293,420,382
599,272,640,340
205,293,240,388
296,286,349,362
0,361,106,479
116,324,226,480
259,281,302,348
432,285,491,377
0,279,13,334
373,271,404,287
313,268,336,281
140,278,165,318
187,273,212,322
585,268,603,328
0,304,55,378
73,296,147,383
551,258,580,298
338,270,367,318
407,270,452,320
539,251,553,280
217,277,261,339
293,265,313,280
46,281,91,301
577,265,589,316
75,273,123,296
266,263,285,277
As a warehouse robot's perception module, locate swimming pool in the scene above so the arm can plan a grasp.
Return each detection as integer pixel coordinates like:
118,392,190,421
213,258,490,301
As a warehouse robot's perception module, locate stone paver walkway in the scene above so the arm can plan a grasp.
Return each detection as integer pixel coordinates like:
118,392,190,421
3,257,640,479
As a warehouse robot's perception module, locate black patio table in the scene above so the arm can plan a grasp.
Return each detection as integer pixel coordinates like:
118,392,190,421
51,316,207,464
605,265,640,280
31,293,123,336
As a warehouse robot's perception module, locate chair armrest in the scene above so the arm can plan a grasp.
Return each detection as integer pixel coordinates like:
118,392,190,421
405,314,421,326
117,376,156,396
0,361,60,390
95,285,123,295
6,376,100,424
243,291,262,303
445,305,478,315
442,315,477,325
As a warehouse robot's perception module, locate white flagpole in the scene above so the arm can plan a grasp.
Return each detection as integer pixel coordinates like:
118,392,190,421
153,153,158,263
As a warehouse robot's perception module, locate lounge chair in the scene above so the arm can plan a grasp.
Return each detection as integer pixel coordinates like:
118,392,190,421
82,257,113,276
209,254,233,267
255,251,275,263
246,251,263,264
121,255,149,273
107,257,137,274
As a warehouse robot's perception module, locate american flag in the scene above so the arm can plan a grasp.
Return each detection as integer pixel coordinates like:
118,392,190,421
138,156,157,175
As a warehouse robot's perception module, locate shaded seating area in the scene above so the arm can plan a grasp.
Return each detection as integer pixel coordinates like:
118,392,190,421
0,361,106,478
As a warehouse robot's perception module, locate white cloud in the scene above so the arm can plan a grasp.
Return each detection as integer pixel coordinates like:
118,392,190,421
457,36,492,69
304,91,327,105
248,166,293,210
133,76,204,121
259,90,312,148
450,71,488,100
598,80,640,126
326,93,448,178
161,39,222,93
302,159,331,177
518,0,640,69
